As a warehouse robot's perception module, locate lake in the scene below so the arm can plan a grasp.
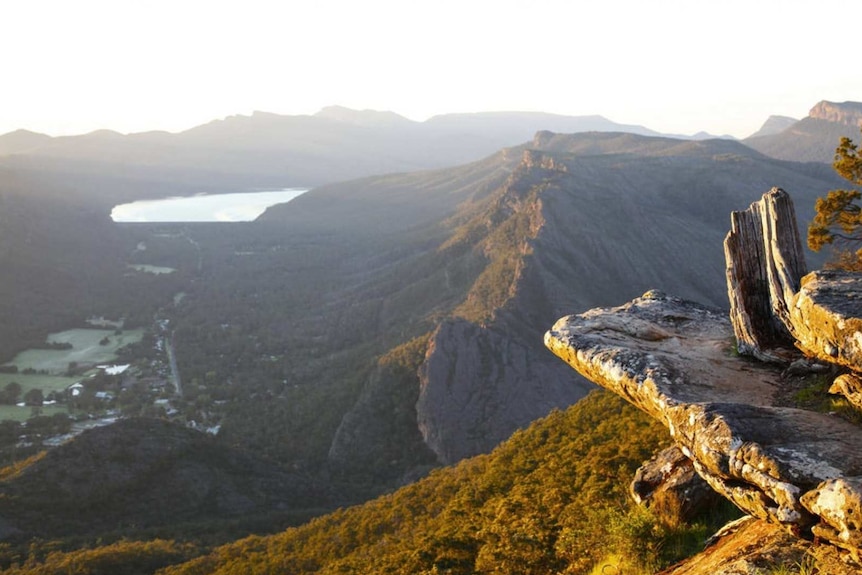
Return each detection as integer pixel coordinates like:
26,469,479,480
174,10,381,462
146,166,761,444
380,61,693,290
111,188,309,223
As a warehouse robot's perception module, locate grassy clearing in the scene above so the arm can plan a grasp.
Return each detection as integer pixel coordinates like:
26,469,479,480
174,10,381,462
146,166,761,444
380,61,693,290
3,329,144,374
0,404,68,422
0,373,78,394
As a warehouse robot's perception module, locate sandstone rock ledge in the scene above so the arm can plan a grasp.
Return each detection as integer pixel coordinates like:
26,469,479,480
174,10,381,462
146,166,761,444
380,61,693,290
544,290,862,554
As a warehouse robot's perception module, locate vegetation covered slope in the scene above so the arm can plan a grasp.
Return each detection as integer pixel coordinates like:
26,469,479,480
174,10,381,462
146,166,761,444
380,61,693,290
149,392,684,575
0,418,336,543
1,393,692,575
744,116,862,163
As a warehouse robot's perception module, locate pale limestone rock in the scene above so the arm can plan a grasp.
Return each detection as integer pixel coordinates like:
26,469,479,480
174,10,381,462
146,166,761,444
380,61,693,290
789,270,862,371
545,292,862,550
830,373,862,411
800,477,862,557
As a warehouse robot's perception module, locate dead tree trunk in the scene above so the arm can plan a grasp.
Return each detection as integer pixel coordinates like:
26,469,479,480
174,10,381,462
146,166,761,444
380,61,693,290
723,188,807,362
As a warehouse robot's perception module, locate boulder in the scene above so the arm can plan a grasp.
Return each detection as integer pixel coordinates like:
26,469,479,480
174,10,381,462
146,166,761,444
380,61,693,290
789,270,862,371
545,291,862,551
631,445,721,524
800,477,862,557
830,373,862,411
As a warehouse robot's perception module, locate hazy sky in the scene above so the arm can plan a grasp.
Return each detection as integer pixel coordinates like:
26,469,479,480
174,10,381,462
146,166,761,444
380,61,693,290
3,0,860,138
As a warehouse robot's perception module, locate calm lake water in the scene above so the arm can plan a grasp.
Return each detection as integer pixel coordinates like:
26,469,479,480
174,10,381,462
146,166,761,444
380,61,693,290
111,188,309,223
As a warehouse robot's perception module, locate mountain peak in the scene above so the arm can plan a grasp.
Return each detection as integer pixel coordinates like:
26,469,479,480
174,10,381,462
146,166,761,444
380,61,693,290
748,115,798,139
0,128,52,155
808,100,862,127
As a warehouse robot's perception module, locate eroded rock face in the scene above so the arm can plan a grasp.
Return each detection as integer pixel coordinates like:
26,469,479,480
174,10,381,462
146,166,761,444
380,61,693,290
661,517,858,575
631,445,721,524
830,373,862,411
545,291,862,550
809,100,862,127
789,270,862,371
800,477,862,555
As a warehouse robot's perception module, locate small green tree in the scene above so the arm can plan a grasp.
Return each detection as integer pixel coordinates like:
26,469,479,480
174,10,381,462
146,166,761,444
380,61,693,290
808,130,862,270
0,381,21,404
23,388,44,407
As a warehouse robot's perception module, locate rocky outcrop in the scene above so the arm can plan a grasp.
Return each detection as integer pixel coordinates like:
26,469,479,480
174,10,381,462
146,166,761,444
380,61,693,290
545,291,862,553
830,373,862,411
724,187,807,362
809,100,862,128
789,269,862,371
660,517,858,575
631,445,722,523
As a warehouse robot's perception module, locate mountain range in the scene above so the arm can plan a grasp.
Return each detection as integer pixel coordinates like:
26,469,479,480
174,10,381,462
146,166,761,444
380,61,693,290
0,99,859,572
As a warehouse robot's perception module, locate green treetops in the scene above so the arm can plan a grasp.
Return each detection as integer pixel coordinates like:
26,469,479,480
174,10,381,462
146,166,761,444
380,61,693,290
808,130,862,270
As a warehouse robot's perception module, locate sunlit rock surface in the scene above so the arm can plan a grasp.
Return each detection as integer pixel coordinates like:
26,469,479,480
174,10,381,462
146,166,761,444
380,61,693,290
545,291,862,551
631,445,721,523
789,270,862,371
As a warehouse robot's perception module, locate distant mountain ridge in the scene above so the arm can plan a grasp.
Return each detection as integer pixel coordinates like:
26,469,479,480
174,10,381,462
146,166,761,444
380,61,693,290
748,115,798,138
745,100,862,163
0,107,730,192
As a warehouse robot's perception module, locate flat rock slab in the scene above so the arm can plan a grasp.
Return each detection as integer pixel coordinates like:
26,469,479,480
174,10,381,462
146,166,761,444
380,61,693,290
545,291,862,548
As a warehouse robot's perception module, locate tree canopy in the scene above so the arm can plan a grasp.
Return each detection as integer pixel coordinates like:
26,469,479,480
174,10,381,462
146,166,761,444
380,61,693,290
808,130,862,270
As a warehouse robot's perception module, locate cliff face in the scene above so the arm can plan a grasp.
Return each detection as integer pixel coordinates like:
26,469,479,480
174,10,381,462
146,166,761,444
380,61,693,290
417,319,588,464
415,154,594,464
809,100,862,127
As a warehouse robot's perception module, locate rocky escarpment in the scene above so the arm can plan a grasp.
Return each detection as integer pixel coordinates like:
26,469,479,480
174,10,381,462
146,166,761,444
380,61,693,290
809,100,862,128
546,189,862,562
744,100,862,163
413,152,594,465
545,291,862,555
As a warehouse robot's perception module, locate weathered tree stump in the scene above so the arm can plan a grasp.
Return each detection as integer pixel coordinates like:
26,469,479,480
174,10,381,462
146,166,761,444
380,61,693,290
723,188,807,362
